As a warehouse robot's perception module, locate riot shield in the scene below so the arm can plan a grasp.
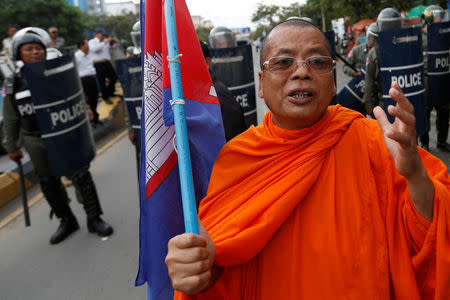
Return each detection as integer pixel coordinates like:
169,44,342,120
379,27,427,136
115,56,142,146
324,30,338,105
23,55,95,177
336,69,366,114
210,44,256,126
427,21,450,106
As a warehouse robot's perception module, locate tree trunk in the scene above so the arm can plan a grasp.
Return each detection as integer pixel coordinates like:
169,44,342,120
321,6,326,31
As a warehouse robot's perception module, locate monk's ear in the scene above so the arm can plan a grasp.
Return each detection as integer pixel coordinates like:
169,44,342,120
258,70,264,99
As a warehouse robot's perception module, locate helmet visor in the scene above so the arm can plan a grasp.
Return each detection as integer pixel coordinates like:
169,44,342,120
209,32,236,49
131,31,141,49
378,18,402,31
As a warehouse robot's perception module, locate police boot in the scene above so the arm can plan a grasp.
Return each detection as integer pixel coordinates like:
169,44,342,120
71,170,113,237
39,177,79,244
437,142,450,152
87,217,113,237
50,213,79,245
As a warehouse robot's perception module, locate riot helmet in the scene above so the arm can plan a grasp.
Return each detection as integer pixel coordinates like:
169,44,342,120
130,21,141,54
208,26,236,49
366,22,379,48
377,8,402,31
12,28,47,61
14,27,51,47
366,23,379,39
421,5,445,24
126,46,135,55
126,46,139,57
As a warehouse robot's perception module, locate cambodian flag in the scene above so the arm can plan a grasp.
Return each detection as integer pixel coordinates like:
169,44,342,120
135,0,226,299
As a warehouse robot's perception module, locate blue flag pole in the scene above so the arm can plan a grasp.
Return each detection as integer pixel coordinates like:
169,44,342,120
164,0,199,235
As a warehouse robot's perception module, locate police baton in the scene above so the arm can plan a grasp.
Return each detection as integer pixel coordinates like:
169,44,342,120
335,53,359,73
16,159,31,226
134,143,140,180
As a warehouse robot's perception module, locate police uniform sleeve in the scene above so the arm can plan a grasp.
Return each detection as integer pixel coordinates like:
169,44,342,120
342,51,356,76
123,101,133,134
1,93,21,153
213,79,247,141
363,49,379,112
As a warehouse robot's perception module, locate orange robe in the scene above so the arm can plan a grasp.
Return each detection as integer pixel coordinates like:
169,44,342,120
175,105,450,299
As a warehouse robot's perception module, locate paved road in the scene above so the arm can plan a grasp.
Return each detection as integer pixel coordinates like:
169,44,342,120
0,135,146,300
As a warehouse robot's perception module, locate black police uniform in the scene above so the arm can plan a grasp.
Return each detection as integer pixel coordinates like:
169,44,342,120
419,30,450,151
2,68,112,244
211,73,247,141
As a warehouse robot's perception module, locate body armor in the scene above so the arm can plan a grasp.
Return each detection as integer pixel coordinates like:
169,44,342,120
7,71,40,133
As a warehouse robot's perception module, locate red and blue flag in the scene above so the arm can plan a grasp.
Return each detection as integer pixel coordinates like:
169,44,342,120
135,0,226,299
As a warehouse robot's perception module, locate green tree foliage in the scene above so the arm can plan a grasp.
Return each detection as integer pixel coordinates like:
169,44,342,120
251,0,420,38
196,26,212,43
0,0,85,45
0,0,138,51
251,2,301,39
251,3,282,28
86,11,139,48
301,0,420,29
250,25,270,40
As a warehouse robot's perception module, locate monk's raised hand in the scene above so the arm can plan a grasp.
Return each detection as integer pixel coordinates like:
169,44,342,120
165,219,215,295
373,81,423,180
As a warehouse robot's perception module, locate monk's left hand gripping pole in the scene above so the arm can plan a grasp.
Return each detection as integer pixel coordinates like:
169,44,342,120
165,0,199,234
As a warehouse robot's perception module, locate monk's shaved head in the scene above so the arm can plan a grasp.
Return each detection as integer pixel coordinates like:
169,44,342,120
260,19,332,68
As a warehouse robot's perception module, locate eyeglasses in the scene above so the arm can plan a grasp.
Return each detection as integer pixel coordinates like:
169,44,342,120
262,56,335,74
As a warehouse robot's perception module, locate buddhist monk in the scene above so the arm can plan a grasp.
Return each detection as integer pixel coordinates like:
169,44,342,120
165,19,450,299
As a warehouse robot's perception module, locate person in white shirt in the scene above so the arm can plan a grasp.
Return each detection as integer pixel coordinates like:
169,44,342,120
1,25,18,57
75,40,101,125
48,27,65,51
88,28,118,105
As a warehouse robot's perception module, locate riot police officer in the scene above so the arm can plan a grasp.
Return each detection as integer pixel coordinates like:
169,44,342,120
418,5,449,152
200,41,246,141
130,21,141,56
2,28,113,244
343,22,379,77
363,8,402,115
208,26,237,49
422,5,445,24
14,27,62,60
125,21,141,146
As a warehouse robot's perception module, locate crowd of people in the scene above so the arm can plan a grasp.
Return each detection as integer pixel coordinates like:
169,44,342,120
340,6,450,153
1,26,114,244
0,19,249,246
0,25,127,244
0,4,449,299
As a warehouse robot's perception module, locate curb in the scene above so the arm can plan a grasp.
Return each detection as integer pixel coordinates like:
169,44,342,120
0,172,32,207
